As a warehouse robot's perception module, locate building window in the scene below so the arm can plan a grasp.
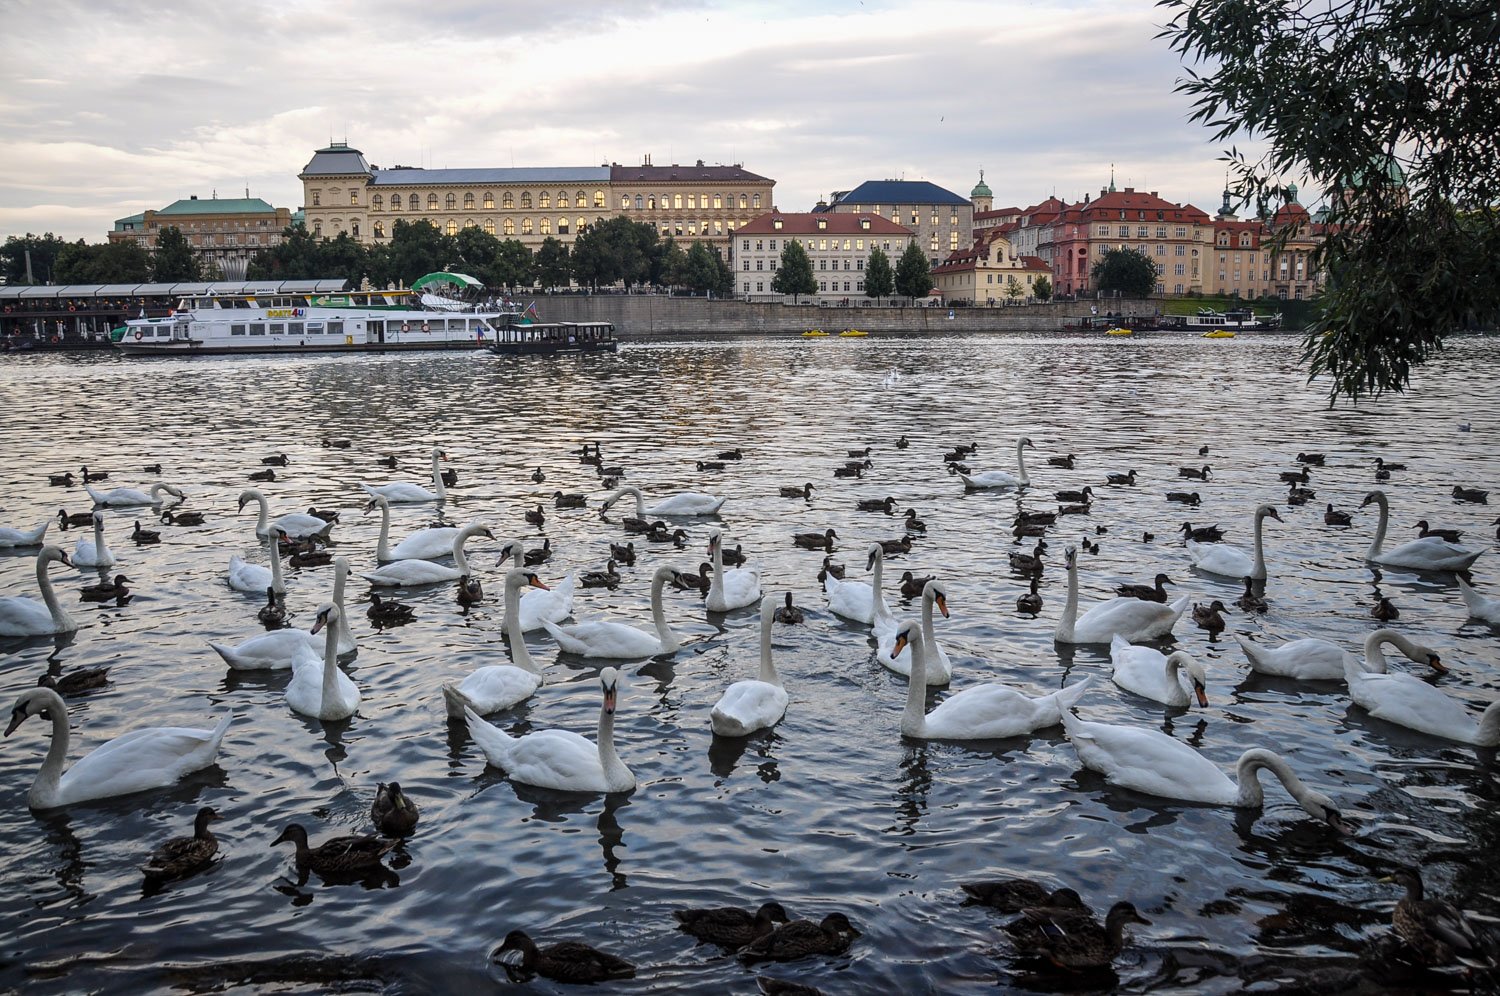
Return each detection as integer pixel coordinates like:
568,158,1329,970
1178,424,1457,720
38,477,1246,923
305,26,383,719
521,218,533,235
635,195,643,210
462,193,474,209
743,260,750,271
464,219,476,229
351,222,360,238
1118,225,1129,237
312,192,320,206
443,193,455,210
576,190,586,206
929,234,938,251
739,194,748,209
594,190,605,208
427,194,438,210
557,192,569,208
483,219,495,235
950,231,959,250
714,194,722,209
1137,226,1149,238
484,192,495,209
558,218,569,235
540,217,551,234
408,194,420,210
372,194,383,211
756,281,764,292
621,195,630,210
1175,245,1185,256
1156,245,1166,256
539,192,550,209
446,220,458,235
673,194,683,209
577,216,586,234
503,218,515,235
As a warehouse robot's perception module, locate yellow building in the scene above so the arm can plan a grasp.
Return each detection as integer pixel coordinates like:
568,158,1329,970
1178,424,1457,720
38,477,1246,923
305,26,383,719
109,196,293,279
931,230,1051,304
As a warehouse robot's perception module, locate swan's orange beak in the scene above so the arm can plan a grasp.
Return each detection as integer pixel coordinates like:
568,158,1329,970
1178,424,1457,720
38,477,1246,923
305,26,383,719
529,577,551,591
310,615,328,635
603,686,616,715
893,634,909,657
935,593,949,619
1193,682,1209,708
1426,653,1447,674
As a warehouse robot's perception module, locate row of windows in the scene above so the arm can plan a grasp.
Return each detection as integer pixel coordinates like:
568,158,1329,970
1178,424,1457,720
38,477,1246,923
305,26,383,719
620,192,761,211
315,189,770,212
739,281,867,294
743,238,901,253
1094,225,1195,239
228,321,346,337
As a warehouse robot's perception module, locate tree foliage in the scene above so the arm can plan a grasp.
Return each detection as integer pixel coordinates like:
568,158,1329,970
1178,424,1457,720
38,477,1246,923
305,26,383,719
534,237,571,289
1032,274,1052,302
1091,247,1157,297
772,239,816,302
571,217,658,289
1,233,69,283
1158,0,1500,400
490,239,535,290
864,247,895,300
53,239,152,283
894,242,933,301
152,226,200,281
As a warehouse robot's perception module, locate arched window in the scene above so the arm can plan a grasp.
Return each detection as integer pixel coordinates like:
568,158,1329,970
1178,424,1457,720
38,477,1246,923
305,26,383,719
520,192,531,209
373,221,385,239
464,219,477,229
557,192,570,208
503,218,515,235
647,196,656,210
539,191,551,209
635,194,644,210
445,193,456,210
409,194,420,210
576,190,586,205
503,192,514,209
483,192,494,209
372,194,383,211
714,194,722,209
464,192,475,209
576,216,586,235
483,219,495,235
521,217,533,235
389,195,400,211
351,222,360,238
446,220,458,235
427,194,438,210
540,217,551,235
752,194,761,209
313,222,322,236
739,194,747,209
673,193,683,209
594,190,605,208
620,195,631,210
558,217,569,235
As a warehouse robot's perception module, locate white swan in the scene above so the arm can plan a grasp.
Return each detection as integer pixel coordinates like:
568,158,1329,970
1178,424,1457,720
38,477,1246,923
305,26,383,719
897,622,1093,739
495,537,575,631
227,536,285,595
209,557,356,668
1055,546,1189,644
367,494,458,562
285,603,361,721
1458,578,1500,625
326,555,357,655
442,569,550,717
603,485,726,518
5,686,231,809
1360,490,1484,571
1185,504,1281,580
876,579,953,685
0,520,49,548
465,666,636,793
1235,634,1355,681
360,447,447,504
707,530,761,611
238,488,333,541
542,566,682,659
70,511,116,568
360,523,492,586
1344,628,1500,745
825,544,894,626
86,482,182,507
958,436,1034,489
0,546,78,637
1109,635,1208,707
1058,703,1347,828
710,594,790,737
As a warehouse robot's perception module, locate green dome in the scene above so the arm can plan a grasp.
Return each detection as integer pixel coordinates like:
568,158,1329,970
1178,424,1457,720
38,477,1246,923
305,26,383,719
971,172,992,198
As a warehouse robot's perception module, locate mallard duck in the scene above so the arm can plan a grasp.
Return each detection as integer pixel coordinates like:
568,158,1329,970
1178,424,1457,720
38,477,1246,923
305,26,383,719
1016,576,1043,615
773,592,804,624
899,570,935,598
457,574,484,609
1180,521,1225,542
647,524,688,547
1285,484,1310,506
961,877,1070,912
1116,573,1173,603
524,539,553,566
740,913,860,962
844,459,873,472
130,520,161,545
248,468,277,482
717,447,744,461
1278,467,1311,485
942,449,968,464
580,560,621,588
1415,520,1464,543
1179,464,1211,480
1296,452,1326,465
1055,487,1093,503
1105,469,1137,486
1324,503,1353,526
492,930,636,984
1047,454,1076,469
272,823,395,875
1081,537,1100,555
1375,467,1392,481
1143,531,1154,543
524,505,545,526
697,460,726,471
1371,594,1399,621
1166,491,1201,506
895,435,909,449
1015,509,1056,526
257,586,288,628
719,543,747,567
367,592,415,625
289,547,332,568
552,491,586,509
1009,541,1046,574
1384,867,1495,969
855,496,896,514
832,464,863,479
1235,577,1268,613
531,466,546,483
792,528,837,551
674,562,712,594
141,807,219,886
305,506,340,525
48,472,75,487
780,483,815,499
1198,444,1210,455
675,901,789,947
376,454,398,469
878,535,912,556
1007,900,1149,970
80,465,109,483
80,573,130,603
57,508,93,529
596,463,625,478
817,556,845,582
160,509,205,526
439,467,459,487
609,541,636,566
1374,457,1406,471
1193,600,1229,633
322,436,352,448
261,452,289,466
37,667,111,695
370,782,420,837
847,446,871,458
1453,485,1489,504
1058,502,1091,516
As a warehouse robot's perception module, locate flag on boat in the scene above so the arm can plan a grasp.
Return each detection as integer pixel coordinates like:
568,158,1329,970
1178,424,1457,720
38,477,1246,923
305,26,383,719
524,301,540,319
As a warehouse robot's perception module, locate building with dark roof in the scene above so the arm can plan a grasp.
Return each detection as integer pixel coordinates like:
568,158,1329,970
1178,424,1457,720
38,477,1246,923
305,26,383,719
819,179,973,268
108,195,293,280
732,212,913,302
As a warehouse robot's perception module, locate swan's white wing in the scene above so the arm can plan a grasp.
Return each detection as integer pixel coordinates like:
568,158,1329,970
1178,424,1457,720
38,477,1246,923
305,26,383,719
710,567,762,611
825,575,876,624
1378,536,1483,571
923,684,1051,739
452,666,540,713
1186,539,1253,577
647,492,725,516
543,619,661,658
0,596,61,636
1349,671,1478,740
520,574,575,630
711,679,789,736
390,527,459,561
1458,579,1500,624
58,721,228,805
1063,717,1236,804
226,555,272,592
1075,596,1184,643
1109,637,1182,704
209,630,319,670
503,729,606,791
1236,635,1348,680
360,559,460,585
875,627,952,683
271,513,333,539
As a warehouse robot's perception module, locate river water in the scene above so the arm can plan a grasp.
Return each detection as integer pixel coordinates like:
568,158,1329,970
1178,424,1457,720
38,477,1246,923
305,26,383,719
0,331,1496,994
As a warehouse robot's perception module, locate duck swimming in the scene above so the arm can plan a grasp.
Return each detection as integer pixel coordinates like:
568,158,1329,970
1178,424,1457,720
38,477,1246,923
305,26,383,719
492,930,636,984
141,806,220,887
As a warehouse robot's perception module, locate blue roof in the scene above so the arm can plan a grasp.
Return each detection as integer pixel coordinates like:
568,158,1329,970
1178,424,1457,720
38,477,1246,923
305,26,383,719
370,166,611,186
834,180,969,207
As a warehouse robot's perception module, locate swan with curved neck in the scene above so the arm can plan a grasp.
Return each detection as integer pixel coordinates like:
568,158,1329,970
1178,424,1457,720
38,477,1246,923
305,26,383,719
70,511,116,568
710,594,790,736
1360,490,1484,571
603,485,726,518
1055,546,1188,644
227,533,286,595
1235,634,1354,681
238,489,333,540
707,530,761,611
0,519,49,548
360,523,492,585
494,537,575,630
958,436,1034,489
1185,504,1281,580
465,666,635,793
542,566,683,658
442,569,551,717
360,447,447,504
5,685,231,808
1344,628,1499,745
0,546,78,636
368,495,457,562
826,543,893,626
1109,635,1209,707
286,604,360,721
1058,704,1347,828
877,580,952,685
85,482,183,507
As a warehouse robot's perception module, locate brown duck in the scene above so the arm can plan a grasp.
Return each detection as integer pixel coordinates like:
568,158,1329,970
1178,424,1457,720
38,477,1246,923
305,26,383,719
674,901,789,947
492,929,636,984
141,806,220,886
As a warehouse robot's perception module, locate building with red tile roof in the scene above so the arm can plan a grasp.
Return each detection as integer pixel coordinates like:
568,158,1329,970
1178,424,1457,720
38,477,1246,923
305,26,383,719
931,228,1052,304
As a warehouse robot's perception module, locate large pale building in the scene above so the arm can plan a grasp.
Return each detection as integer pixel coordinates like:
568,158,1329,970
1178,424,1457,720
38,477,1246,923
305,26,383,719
733,212,914,303
931,229,1052,305
109,196,293,279
1038,184,1213,297
818,180,972,269
298,143,774,260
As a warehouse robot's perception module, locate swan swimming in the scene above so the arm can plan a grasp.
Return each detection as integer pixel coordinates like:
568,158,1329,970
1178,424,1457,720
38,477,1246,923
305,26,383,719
0,546,79,637
710,594,790,737
368,494,463,562
958,436,1034,490
70,511,116,568
360,447,448,504
1344,629,1500,746
360,523,492,586
706,530,761,611
0,519,49,548
494,537,575,630
238,488,334,541
825,544,894,626
285,604,361,721
1185,504,1282,580
209,556,355,668
1235,634,1356,681
226,534,286,595
1055,546,1189,644
603,485,726,518
1458,578,1500,625
542,566,683,659
86,482,183,507
1360,490,1484,572
1109,635,1209,707
442,569,551,717
875,579,953,685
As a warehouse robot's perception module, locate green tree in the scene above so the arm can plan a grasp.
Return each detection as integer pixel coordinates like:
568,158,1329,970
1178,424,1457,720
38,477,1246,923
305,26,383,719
453,227,502,275
570,217,658,289
1091,247,1157,297
708,245,734,297
894,242,933,301
490,239,535,290
316,232,369,283
1,233,69,283
1159,0,1500,399
864,247,895,301
387,219,452,286
681,242,725,295
247,224,320,280
534,237,571,289
656,237,689,290
1032,274,1052,303
1005,275,1024,302
54,240,151,283
152,226,200,281
771,239,816,302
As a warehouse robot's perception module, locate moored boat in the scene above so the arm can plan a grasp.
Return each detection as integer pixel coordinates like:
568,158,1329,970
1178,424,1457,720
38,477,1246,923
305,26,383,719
1159,307,1282,332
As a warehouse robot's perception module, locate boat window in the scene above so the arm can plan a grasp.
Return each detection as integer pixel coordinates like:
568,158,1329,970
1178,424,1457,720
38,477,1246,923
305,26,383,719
289,322,304,335
328,321,344,334
156,327,172,337
249,323,266,336
448,319,466,331
269,323,285,335
230,324,246,336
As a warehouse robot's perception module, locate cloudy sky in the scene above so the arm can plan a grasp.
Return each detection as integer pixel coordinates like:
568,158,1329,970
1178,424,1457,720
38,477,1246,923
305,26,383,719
0,0,1288,244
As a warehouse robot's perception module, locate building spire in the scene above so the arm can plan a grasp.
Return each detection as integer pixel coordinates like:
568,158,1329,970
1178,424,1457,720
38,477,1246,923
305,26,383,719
1108,164,1116,193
